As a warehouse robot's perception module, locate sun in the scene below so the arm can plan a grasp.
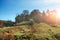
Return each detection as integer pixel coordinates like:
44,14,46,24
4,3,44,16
56,9,60,18
56,13,60,18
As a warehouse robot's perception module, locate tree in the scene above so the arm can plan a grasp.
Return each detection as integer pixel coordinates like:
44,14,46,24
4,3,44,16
15,15,21,23
42,10,46,22
30,9,41,23
15,10,30,23
22,10,30,21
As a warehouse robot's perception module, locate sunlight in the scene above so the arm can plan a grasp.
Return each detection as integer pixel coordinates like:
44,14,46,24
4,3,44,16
56,13,60,18
56,9,60,18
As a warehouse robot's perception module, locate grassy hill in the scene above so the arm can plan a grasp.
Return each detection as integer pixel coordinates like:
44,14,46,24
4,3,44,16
0,23,60,40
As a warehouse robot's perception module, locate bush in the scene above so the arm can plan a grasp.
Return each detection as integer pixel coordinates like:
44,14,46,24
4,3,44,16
3,21,14,26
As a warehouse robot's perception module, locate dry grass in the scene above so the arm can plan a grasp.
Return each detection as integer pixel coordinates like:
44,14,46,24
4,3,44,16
0,23,60,40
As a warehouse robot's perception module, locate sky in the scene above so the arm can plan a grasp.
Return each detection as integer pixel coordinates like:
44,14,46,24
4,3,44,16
0,0,60,21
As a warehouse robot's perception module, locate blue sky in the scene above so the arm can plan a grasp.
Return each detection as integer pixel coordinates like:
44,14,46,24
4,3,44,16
0,0,60,21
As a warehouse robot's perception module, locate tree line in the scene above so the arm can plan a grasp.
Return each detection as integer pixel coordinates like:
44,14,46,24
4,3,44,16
0,9,59,27
15,9,58,25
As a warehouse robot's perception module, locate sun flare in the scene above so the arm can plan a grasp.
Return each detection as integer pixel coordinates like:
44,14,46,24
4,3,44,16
56,9,60,18
56,13,60,18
